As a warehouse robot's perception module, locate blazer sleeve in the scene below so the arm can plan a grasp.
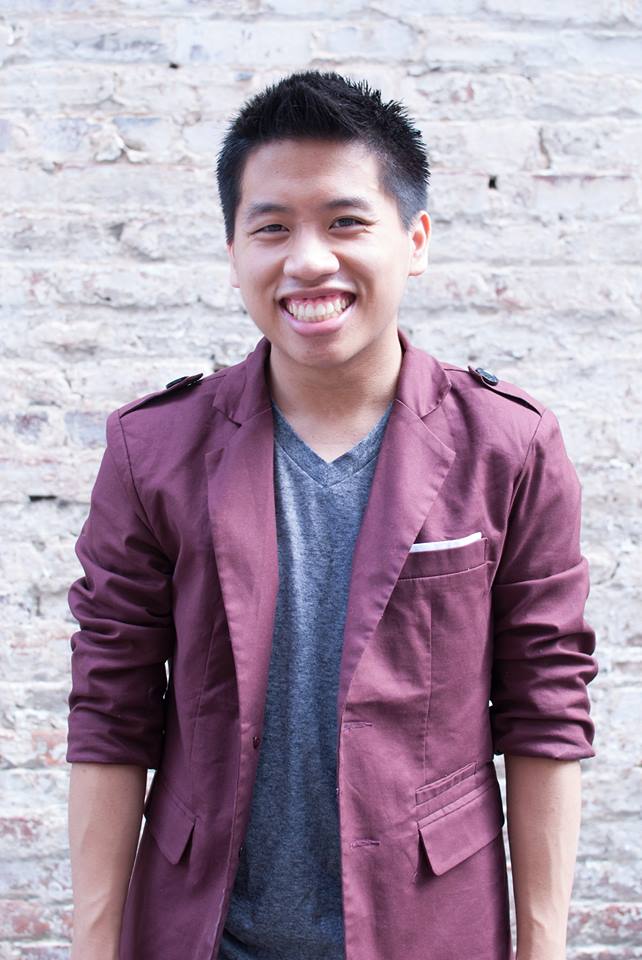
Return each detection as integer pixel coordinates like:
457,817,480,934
66,409,175,769
489,407,598,760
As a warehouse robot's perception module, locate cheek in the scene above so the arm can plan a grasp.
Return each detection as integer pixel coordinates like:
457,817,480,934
237,257,273,293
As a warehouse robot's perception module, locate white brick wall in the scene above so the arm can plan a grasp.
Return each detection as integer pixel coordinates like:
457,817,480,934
1,2,640,956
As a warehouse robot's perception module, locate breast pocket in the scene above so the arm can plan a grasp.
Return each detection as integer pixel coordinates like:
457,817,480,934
398,535,488,580
391,534,492,684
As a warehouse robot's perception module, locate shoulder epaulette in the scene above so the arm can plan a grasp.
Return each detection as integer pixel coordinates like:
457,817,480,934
118,372,204,418
464,366,544,416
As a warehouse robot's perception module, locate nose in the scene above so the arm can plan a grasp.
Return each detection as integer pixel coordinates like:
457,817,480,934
283,228,340,282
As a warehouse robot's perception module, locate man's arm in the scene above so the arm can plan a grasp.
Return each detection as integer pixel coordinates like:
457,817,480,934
66,410,175,949
489,408,597,955
505,755,582,960
68,763,147,960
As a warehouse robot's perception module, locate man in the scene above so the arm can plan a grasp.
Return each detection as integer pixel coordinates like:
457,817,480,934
66,72,597,960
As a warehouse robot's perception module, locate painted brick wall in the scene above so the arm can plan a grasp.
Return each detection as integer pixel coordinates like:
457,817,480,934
1,1,640,957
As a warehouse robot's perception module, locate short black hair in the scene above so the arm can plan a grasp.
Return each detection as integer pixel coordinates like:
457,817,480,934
216,70,430,243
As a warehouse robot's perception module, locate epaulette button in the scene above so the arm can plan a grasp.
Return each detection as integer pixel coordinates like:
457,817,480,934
165,373,203,390
474,367,499,386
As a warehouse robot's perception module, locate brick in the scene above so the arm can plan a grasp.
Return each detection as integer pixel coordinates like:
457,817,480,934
0,900,71,941
428,218,642,265
0,64,116,112
113,64,248,118
0,621,74,685
403,264,642,318
0,165,220,213
261,0,368,15
318,20,417,59
181,117,226,158
569,949,642,960
483,0,642,28
530,173,639,218
419,119,544,172
0,685,69,769
405,71,533,121
0,807,69,862
569,902,642,945
0,262,231,309
114,115,176,160
171,19,314,66
0,943,72,960
413,23,642,73
541,120,642,173
1,857,71,902
529,72,642,118
17,19,169,65
407,70,642,121
0,215,121,260
120,215,223,260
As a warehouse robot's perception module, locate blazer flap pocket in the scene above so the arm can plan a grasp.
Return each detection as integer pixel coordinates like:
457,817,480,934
418,778,504,876
144,775,196,865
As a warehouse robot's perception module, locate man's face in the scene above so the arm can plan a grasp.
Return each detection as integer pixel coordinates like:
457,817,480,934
227,138,430,371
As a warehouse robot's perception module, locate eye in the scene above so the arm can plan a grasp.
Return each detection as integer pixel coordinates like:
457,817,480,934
332,216,364,228
254,223,287,234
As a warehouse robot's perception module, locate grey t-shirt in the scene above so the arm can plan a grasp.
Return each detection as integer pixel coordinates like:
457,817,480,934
220,397,393,960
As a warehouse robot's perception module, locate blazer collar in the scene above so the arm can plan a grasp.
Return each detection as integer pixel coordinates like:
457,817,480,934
211,326,451,424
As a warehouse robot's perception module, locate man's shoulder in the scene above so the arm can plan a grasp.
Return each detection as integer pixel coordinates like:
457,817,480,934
441,361,545,419
104,355,247,460
114,368,226,421
434,358,550,465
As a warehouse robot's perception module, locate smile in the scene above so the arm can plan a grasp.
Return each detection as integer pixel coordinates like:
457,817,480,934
280,293,355,322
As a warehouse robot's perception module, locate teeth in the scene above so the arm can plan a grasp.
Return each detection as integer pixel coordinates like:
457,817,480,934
284,295,352,321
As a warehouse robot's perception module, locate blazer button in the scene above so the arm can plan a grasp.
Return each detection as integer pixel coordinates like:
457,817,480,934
252,735,260,749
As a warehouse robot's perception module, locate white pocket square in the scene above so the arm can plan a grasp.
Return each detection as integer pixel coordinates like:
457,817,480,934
409,531,482,553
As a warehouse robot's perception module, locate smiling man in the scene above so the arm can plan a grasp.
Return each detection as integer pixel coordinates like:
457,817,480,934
225,134,428,461
66,72,597,960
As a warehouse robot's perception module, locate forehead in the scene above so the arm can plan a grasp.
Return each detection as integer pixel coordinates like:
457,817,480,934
238,138,388,208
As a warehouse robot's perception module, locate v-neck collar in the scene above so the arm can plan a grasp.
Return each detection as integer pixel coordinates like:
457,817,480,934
271,399,394,488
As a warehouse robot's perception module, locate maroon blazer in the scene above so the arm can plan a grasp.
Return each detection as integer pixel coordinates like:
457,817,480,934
66,327,597,960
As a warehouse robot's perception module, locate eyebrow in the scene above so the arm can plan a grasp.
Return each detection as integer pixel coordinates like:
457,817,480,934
243,196,376,224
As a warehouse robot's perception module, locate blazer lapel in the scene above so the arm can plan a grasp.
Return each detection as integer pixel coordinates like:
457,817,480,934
336,329,456,725
205,338,278,729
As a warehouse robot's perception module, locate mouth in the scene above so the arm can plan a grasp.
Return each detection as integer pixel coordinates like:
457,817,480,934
279,292,356,323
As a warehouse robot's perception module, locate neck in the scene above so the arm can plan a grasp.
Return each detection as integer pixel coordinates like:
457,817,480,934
267,324,403,422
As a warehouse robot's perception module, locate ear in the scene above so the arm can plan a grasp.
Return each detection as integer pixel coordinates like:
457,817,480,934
408,211,431,278
227,240,240,288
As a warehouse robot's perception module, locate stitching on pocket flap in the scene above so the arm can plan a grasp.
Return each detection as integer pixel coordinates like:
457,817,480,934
144,775,196,865
418,778,504,877
415,760,477,806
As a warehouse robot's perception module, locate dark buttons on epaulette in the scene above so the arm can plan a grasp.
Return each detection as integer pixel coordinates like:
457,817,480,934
475,367,499,386
165,373,204,390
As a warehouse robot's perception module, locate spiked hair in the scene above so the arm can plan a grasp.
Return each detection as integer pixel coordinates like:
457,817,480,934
216,70,430,242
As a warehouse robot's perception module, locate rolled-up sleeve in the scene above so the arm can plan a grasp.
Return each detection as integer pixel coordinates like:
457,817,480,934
490,408,598,760
66,410,174,769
